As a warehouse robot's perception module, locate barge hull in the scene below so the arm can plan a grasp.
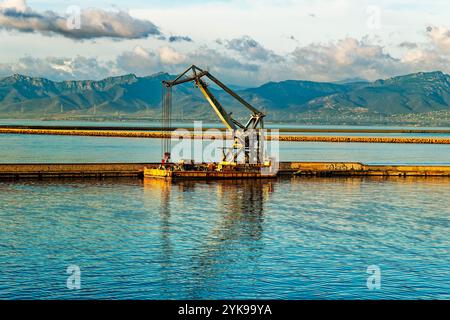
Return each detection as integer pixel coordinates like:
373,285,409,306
143,168,277,179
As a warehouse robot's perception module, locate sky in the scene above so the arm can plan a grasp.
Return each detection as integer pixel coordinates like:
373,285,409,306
0,0,449,86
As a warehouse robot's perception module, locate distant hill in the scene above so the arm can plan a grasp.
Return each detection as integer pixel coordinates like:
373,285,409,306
302,71,450,115
0,71,449,124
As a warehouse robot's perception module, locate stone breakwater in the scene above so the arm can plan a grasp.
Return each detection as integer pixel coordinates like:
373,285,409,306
1,128,450,144
276,135,450,144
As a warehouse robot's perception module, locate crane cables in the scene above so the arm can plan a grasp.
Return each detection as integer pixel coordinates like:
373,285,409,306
162,84,172,157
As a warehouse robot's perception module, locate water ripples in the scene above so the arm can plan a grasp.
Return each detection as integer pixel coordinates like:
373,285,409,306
0,177,449,299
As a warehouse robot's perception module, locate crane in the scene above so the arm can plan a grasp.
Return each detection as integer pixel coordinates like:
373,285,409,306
161,65,267,167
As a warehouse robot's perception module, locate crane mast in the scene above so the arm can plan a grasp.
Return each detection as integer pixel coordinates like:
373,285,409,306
162,65,266,165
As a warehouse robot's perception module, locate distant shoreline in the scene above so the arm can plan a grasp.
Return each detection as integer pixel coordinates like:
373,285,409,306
2,112,450,127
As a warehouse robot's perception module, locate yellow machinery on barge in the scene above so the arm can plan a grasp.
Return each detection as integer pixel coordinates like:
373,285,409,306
145,65,276,180
144,160,277,179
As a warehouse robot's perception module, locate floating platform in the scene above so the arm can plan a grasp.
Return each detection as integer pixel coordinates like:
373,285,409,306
0,162,449,180
144,168,277,180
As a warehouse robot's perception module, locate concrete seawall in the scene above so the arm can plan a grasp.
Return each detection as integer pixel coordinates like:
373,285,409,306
0,163,155,179
1,127,450,144
279,162,450,176
1,162,450,180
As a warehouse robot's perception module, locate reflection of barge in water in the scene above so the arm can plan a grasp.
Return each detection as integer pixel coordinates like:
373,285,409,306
144,161,277,180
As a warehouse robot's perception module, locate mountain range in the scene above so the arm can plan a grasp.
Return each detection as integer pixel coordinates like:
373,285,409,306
0,70,449,123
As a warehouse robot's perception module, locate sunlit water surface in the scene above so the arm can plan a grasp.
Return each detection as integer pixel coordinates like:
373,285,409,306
0,134,449,165
0,177,449,299
0,122,449,299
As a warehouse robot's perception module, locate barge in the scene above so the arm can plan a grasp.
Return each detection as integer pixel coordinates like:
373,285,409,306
144,161,277,180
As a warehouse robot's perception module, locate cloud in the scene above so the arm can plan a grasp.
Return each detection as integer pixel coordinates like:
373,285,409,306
115,45,259,85
224,36,283,62
289,37,406,81
0,0,26,12
116,46,189,76
0,55,115,80
399,26,450,74
426,25,450,53
168,35,193,42
286,27,450,82
157,46,186,65
398,42,418,49
217,29,450,83
115,46,158,76
1,26,449,86
0,0,160,40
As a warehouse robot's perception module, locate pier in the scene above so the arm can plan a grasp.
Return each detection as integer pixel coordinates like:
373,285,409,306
0,163,152,179
1,162,450,180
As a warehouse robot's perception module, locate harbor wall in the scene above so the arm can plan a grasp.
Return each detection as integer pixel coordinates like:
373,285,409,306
1,162,450,179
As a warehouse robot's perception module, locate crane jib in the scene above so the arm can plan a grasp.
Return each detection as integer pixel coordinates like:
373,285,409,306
160,65,267,165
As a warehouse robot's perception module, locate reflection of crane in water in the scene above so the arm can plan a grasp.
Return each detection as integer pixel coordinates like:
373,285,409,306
142,178,173,293
192,179,274,296
159,179,273,241
212,179,273,241
143,178,274,297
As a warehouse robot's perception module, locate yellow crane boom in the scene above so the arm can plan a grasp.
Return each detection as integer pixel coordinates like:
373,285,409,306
162,65,266,164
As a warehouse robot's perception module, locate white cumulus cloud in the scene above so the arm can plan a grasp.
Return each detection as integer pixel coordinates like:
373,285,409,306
1,26,449,85
0,0,161,40
157,46,186,65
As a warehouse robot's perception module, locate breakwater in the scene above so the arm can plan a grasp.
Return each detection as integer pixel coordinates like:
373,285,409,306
1,127,450,144
2,125,450,134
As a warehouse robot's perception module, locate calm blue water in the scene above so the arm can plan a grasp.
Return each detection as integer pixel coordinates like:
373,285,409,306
0,122,449,299
0,177,448,299
0,134,450,165
1,119,449,138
